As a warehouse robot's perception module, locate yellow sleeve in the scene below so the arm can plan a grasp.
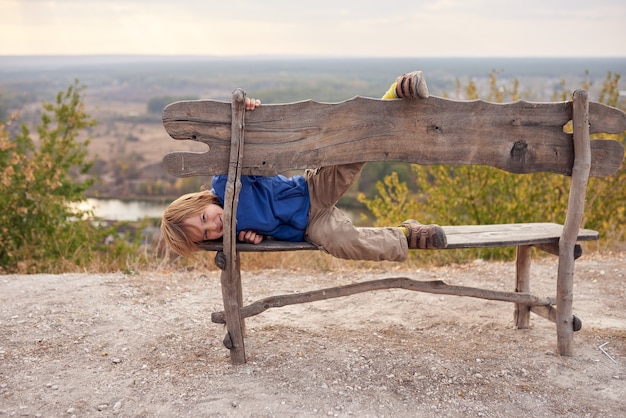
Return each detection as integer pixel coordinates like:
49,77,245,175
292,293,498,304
381,81,398,100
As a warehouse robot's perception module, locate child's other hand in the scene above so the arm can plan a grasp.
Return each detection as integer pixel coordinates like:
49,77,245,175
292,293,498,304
238,230,264,244
245,97,261,111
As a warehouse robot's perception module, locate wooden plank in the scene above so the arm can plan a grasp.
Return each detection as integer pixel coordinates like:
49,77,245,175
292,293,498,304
590,101,626,134
162,96,625,178
443,223,598,248
197,223,599,253
200,240,319,252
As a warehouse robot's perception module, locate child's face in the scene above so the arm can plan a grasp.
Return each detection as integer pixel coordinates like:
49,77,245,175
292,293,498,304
182,203,224,242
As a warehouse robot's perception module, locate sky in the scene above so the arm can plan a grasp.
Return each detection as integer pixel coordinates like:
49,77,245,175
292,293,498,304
2,0,625,57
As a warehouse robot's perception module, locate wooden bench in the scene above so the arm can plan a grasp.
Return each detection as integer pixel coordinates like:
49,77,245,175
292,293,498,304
162,89,625,364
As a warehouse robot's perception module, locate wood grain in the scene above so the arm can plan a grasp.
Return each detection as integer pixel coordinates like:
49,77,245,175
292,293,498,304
162,96,625,178
197,223,598,253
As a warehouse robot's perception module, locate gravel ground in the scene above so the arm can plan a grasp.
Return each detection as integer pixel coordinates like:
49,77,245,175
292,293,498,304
1,253,625,417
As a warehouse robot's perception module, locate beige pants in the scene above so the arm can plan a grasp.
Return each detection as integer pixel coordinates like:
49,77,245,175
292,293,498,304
304,163,408,261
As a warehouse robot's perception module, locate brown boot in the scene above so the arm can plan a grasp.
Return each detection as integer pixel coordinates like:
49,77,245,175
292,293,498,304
395,71,429,99
401,220,447,249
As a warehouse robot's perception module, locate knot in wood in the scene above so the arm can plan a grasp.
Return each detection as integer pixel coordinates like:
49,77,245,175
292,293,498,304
427,125,442,134
510,141,529,162
223,332,234,349
214,251,227,270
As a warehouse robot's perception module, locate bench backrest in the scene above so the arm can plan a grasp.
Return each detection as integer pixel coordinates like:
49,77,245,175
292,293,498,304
162,93,625,179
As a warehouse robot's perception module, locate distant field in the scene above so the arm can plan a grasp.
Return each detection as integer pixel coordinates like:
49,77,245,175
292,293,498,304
2,56,625,200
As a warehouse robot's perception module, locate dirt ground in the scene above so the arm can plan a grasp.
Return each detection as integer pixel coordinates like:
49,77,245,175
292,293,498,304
1,253,625,417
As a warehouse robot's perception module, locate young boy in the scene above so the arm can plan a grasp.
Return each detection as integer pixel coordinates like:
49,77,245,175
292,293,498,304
161,71,447,261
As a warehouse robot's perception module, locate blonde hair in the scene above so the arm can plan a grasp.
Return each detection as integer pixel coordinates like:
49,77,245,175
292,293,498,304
160,190,220,257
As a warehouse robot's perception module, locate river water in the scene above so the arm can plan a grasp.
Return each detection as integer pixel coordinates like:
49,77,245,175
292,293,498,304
78,198,168,221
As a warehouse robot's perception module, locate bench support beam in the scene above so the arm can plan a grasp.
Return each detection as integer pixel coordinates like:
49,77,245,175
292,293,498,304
220,89,248,364
212,276,555,324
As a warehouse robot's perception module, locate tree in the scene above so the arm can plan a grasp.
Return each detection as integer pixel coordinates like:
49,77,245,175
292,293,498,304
0,80,96,272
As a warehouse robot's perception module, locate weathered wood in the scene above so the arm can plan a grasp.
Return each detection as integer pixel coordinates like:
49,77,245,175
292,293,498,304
535,242,583,259
531,305,556,325
557,89,591,356
515,245,532,329
442,223,597,249
530,305,582,331
162,96,625,178
198,223,599,252
219,89,247,364
211,277,554,324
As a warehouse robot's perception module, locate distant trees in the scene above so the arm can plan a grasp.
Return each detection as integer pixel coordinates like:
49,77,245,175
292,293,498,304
148,96,199,115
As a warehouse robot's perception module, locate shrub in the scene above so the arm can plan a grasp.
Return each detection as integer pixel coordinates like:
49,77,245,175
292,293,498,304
0,81,96,272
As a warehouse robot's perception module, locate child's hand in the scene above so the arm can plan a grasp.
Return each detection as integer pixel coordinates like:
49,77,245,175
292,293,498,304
245,97,261,111
238,230,264,244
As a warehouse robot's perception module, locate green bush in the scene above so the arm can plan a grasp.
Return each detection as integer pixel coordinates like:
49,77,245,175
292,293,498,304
0,81,94,271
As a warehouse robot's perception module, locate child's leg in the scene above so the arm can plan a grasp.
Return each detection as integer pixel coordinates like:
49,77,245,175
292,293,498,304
304,163,408,261
381,71,429,99
306,206,408,262
304,162,365,212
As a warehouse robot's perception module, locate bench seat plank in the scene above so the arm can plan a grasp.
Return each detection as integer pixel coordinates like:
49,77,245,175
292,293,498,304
198,222,598,252
443,223,598,248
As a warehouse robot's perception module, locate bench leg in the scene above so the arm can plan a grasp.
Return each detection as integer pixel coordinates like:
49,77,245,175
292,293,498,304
219,253,247,364
514,245,532,329
556,249,575,356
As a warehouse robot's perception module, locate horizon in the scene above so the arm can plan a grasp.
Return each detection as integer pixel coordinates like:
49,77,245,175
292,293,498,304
3,54,626,58
3,56,625,82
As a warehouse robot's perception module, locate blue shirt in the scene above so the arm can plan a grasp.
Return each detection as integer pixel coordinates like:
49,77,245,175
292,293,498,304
211,174,310,242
